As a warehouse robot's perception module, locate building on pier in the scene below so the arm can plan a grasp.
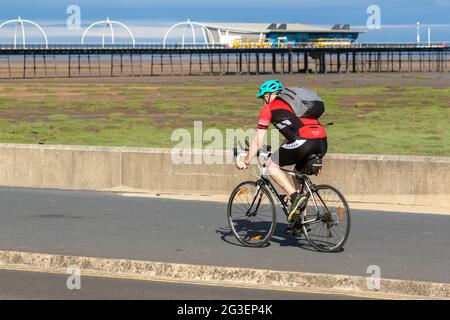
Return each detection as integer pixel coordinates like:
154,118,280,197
199,22,365,47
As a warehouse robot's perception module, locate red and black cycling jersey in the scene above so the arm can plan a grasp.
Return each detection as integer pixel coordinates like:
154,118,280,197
257,99,327,141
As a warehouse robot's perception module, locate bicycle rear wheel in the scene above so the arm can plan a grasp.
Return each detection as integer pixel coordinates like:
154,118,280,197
301,185,351,252
227,181,276,247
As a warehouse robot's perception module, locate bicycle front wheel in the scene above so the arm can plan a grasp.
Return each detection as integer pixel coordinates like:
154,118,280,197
301,185,351,252
227,181,276,247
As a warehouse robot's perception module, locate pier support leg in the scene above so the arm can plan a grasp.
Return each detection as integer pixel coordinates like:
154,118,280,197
97,55,101,77
150,54,154,76
304,52,309,73
272,52,276,74
288,50,292,74
23,54,26,78
352,52,356,73
337,52,341,73
33,54,36,77
87,54,91,76
68,54,71,78
256,53,260,75
239,52,243,74
43,54,47,77
120,54,123,76
7,56,11,78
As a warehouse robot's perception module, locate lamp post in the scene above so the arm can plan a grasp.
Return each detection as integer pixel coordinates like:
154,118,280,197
416,22,420,45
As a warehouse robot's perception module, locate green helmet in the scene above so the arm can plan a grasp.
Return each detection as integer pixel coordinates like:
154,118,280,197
257,80,283,99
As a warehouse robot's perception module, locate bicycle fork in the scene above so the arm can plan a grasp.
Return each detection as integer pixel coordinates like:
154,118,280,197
246,185,263,217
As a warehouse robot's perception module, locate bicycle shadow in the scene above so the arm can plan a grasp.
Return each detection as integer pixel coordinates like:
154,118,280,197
216,222,339,253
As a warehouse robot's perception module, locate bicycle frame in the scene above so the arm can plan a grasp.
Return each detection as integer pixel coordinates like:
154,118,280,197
257,175,290,216
235,146,332,225
249,169,313,219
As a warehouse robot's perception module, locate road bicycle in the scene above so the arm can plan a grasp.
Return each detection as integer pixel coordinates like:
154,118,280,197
228,143,350,252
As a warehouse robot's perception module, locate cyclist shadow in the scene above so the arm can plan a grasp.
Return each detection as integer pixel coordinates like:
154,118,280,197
216,222,324,253
270,223,318,252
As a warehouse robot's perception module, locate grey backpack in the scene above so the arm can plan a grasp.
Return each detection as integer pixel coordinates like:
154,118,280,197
277,87,325,119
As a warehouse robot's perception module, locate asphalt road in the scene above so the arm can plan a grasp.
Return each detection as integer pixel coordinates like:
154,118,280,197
0,186,449,283
0,269,355,300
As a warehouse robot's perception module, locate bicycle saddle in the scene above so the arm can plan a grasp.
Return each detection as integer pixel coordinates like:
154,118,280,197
300,154,323,175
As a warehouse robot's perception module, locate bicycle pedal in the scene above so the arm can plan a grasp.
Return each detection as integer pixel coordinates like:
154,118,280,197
285,224,295,235
286,225,304,236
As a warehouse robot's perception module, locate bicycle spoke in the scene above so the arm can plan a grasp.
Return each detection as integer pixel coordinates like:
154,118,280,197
235,199,250,212
330,226,343,247
231,213,247,220
231,206,248,215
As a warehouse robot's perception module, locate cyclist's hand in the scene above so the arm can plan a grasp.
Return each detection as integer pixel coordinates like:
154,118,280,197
235,158,247,170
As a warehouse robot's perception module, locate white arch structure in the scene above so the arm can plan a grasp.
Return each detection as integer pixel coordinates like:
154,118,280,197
0,17,48,49
163,20,216,48
81,17,135,48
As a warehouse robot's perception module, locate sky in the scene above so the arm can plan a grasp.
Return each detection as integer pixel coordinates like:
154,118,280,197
0,0,449,43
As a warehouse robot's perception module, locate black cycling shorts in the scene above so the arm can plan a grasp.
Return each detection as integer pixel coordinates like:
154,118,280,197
272,138,328,171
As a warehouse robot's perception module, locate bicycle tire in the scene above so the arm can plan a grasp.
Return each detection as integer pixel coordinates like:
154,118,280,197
301,184,351,252
227,181,276,247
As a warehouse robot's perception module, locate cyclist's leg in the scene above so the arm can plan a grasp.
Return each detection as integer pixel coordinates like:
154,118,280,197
268,139,305,196
285,138,328,229
271,139,312,220
266,159,296,196
286,139,328,221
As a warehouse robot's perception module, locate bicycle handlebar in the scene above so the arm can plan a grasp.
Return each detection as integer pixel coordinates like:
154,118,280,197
233,144,272,158
233,143,272,172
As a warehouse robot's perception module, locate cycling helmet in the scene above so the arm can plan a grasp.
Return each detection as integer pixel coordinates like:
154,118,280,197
257,80,283,99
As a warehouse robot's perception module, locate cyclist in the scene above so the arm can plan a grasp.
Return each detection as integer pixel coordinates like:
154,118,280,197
236,79,328,224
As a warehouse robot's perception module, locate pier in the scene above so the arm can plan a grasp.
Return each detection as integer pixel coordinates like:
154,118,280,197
0,44,448,78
